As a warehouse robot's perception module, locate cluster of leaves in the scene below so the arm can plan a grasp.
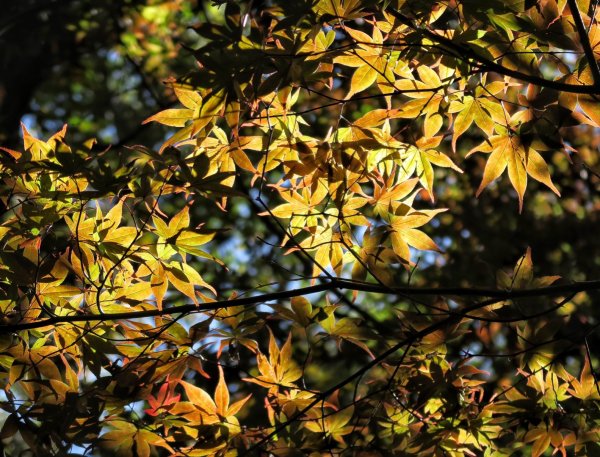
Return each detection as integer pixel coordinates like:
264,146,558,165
1,0,600,456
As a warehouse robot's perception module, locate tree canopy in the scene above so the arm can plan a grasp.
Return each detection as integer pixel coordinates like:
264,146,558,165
1,0,600,455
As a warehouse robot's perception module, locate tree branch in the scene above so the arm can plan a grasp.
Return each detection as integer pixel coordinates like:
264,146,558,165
388,9,600,95
2,278,599,332
567,0,600,87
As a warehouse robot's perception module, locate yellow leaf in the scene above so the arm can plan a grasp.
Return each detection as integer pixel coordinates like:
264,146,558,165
291,297,312,326
134,433,151,457
168,206,190,237
174,88,202,110
347,65,377,98
449,96,504,151
417,66,441,88
507,144,527,212
388,210,445,263
470,134,559,211
142,108,194,127
568,358,600,400
532,433,551,457
38,284,82,300
526,149,560,196
578,95,600,126
513,247,534,288
215,366,229,417
424,113,443,137
21,123,67,161
100,201,124,232
176,230,215,249
103,227,138,246
227,393,252,417
475,147,507,197
115,281,152,302
166,265,196,302
180,380,219,420
151,269,168,310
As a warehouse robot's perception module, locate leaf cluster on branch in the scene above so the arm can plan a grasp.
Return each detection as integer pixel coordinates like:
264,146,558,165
1,0,600,456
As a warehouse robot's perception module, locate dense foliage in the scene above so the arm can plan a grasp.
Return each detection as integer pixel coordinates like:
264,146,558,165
1,0,600,455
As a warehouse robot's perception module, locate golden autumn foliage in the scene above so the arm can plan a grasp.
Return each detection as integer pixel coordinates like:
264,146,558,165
1,0,600,456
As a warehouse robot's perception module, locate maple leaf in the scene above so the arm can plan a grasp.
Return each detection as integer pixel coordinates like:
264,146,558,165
350,227,398,284
523,427,553,457
142,108,194,127
318,304,376,356
397,137,463,200
468,132,560,212
179,365,251,429
335,23,407,98
244,329,302,393
269,182,329,236
369,176,420,217
144,378,181,416
21,123,68,162
448,81,507,151
100,420,174,457
305,406,355,444
387,208,446,264
568,358,600,401
394,64,452,136
314,0,365,20
497,247,561,290
302,225,346,277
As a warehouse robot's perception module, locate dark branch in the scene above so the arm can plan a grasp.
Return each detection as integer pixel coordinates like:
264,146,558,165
2,278,599,332
388,9,600,95
567,0,600,87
